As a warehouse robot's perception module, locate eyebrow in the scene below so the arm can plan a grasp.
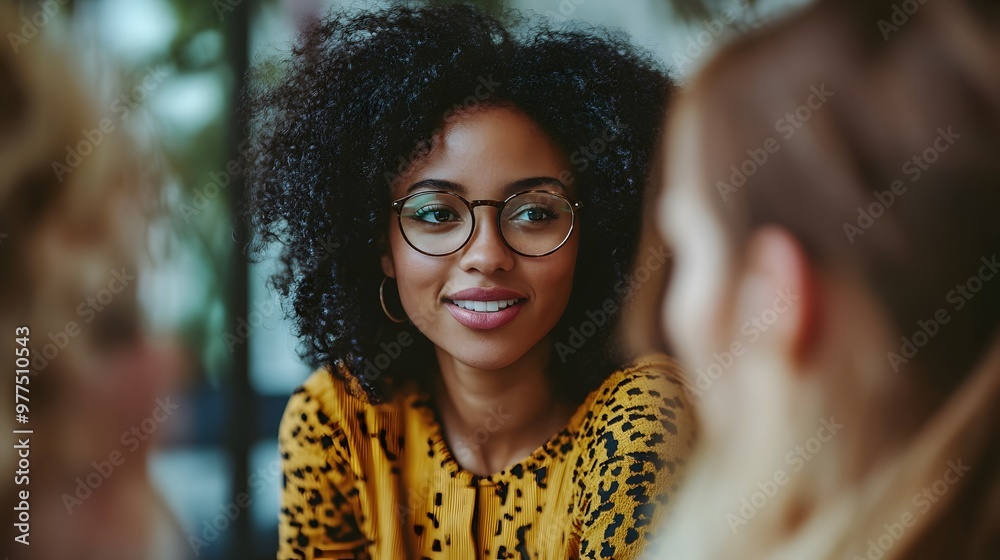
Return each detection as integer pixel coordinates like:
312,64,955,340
405,176,568,197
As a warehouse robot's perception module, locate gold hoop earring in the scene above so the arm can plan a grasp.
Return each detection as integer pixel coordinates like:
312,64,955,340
380,276,408,323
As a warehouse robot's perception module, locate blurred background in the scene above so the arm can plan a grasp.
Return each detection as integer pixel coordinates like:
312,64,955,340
2,0,804,558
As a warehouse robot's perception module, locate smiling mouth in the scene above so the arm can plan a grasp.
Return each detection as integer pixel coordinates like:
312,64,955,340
443,298,526,313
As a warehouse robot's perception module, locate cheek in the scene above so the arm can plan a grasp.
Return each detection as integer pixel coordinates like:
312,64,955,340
388,231,444,312
528,239,578,312
550,238,579,292
664,248,729,370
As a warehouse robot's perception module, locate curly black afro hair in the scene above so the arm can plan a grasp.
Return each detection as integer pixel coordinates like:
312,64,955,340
242,3,674,403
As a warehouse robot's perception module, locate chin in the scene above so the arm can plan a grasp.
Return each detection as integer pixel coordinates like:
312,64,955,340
442,338,534,371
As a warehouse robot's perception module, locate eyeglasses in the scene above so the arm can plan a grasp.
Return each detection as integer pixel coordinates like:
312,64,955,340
390,189,582,257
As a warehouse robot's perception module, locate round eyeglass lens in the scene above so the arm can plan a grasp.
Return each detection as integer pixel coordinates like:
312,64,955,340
499,191,575,256
398,191,473,255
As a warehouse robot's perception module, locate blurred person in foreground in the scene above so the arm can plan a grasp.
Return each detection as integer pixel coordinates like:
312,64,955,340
629,0,1000,558
0,10,188,560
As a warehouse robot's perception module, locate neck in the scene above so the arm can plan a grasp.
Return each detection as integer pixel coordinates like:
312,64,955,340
432,337,575,476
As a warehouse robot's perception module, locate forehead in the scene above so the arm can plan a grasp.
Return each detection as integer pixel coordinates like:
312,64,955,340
393,106,569,196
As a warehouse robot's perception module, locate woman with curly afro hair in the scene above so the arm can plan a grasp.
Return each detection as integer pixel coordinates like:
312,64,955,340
242,4,695,559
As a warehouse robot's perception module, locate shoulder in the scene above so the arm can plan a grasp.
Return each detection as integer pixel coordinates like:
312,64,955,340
578,352,697,470
279,365,414,472
277,369,374,555
280,366,364,438
278,366,374,478
572,354,697,558
596,353,691,402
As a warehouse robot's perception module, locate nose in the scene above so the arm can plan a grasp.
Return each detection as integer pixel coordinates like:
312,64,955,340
458,206,515,273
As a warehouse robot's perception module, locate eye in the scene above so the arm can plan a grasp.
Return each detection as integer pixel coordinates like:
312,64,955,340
410,204,463,224
508,203,558,223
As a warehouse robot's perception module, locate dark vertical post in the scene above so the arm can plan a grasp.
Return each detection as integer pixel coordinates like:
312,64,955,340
224,1,253,559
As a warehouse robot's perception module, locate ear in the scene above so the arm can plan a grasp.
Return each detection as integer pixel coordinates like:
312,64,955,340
381,248,396,279
732,226,817,367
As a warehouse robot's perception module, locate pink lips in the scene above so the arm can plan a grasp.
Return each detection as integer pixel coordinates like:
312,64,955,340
443,287,527,330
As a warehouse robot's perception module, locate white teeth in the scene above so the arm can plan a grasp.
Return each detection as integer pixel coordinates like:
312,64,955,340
450,299,520,312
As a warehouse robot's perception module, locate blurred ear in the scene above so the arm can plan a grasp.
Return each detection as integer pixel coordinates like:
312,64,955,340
732,226,816,368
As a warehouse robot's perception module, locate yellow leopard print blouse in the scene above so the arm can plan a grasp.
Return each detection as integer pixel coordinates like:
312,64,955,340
277,353,695,559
